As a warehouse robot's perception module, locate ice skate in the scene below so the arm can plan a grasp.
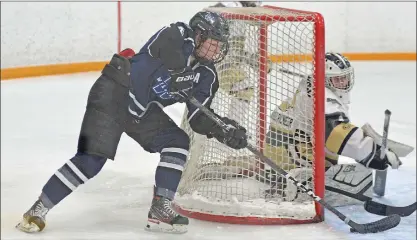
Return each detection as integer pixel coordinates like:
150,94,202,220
145,195,189,234
16,199,49,233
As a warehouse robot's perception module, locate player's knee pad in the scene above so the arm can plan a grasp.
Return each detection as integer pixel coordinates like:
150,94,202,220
146,127,190,155
78,107,124,160
162,128,190,151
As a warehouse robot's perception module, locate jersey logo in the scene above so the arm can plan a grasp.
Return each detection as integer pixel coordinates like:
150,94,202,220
175,75,194,82
343,164,356,172
193,72,200,84
152,76,175,100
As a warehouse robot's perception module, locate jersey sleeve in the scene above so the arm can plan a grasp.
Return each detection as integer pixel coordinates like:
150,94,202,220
324,90,376,165
186,65,220,136
147,22,194,70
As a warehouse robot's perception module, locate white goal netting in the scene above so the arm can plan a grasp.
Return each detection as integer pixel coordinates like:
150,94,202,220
174,6,325,224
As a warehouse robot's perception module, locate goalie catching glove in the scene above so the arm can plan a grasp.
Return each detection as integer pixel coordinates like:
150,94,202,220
361,144,401,170
211,117,248,150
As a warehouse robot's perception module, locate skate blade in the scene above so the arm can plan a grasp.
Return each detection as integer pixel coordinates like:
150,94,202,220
145,219,188,234
15,219,41,233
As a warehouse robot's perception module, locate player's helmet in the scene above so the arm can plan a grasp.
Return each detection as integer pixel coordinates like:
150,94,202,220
189,11,230,64
240,1,262,7
325,52,355,102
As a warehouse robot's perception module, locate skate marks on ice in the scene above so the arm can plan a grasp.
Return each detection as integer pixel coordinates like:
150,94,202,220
1,63,416,240
2,169,154,240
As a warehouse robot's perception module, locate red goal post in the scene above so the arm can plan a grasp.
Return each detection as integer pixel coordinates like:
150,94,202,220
174,5,326,225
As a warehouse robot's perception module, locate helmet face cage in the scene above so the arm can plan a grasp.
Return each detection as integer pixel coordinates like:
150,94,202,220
190,11,230,64
325,52,355,93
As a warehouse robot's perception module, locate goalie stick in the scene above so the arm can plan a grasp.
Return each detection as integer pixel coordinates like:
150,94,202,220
188,96,401,234
326,184,416,217
364,199,416,217
373,110,391,196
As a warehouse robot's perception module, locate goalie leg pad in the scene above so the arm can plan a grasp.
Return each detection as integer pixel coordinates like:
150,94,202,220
324,163,373,207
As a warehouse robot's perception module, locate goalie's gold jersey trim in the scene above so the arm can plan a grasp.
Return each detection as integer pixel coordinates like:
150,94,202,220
1,52,416,80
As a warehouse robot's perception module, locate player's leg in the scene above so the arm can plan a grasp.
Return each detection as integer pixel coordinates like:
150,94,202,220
126,104,189,233
16,54,131,233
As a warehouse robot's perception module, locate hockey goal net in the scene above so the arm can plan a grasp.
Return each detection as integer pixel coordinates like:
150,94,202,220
174,6,325,225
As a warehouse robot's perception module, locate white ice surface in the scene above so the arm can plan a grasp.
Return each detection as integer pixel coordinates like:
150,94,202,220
1,62,416,240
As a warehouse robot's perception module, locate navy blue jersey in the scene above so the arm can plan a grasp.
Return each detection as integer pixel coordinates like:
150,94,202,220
128,22,220,127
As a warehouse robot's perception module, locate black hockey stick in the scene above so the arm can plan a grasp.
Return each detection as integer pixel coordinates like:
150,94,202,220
188,96,401,234
364,200,416,217
326,184,416,217
373,110,391,196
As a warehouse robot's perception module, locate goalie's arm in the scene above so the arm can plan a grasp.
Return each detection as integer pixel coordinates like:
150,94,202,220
325,112,400,170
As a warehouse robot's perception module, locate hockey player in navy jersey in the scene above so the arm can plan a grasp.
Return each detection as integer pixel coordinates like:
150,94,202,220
16,11,247,234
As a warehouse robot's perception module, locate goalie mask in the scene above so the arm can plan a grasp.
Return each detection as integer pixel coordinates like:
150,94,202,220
189,11,230,64
325,52,355,104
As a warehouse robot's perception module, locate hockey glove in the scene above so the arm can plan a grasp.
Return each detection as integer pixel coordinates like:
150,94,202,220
364,145,402,170
168,67,195,102
214,117,248,150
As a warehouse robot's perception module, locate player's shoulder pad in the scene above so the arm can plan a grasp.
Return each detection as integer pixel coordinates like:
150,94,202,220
173,22,194,39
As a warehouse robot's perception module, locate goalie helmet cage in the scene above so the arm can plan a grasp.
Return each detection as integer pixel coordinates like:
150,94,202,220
174,5,326,225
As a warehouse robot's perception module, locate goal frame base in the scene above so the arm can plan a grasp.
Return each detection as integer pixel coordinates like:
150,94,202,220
174,205,324,225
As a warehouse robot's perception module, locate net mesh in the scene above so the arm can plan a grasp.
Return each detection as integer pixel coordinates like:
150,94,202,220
174,6,323,223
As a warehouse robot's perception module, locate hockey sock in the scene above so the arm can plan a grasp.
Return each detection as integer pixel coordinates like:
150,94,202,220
40,153,107,209
154,148,188,200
